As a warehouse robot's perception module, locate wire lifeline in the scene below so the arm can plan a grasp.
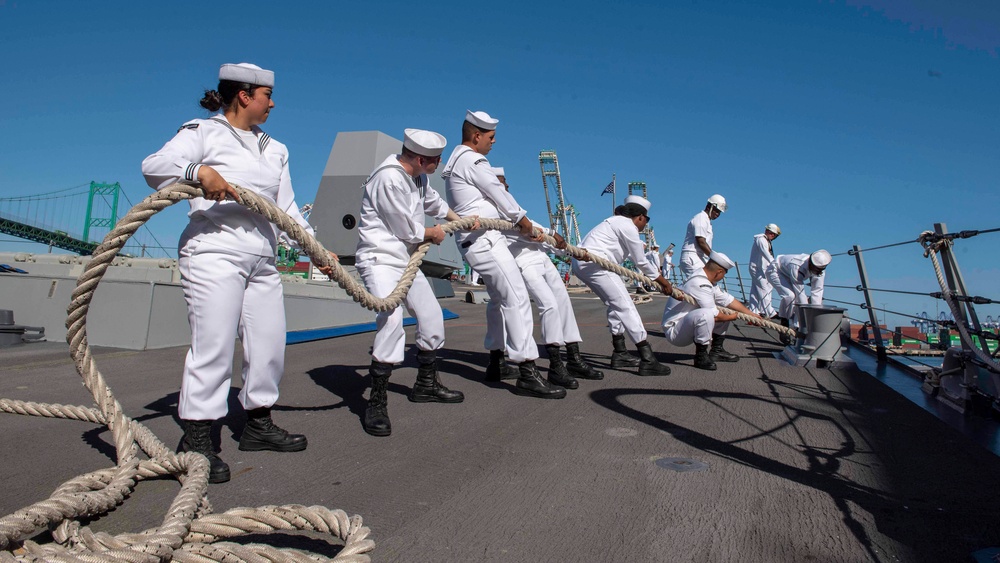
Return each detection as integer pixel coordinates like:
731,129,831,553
918,231,1000,376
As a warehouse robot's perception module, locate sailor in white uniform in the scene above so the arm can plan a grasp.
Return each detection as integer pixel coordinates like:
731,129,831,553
766,250,831,340
572,195,673,376
442,110,564,399
747,223,781,318
661,244,675,283
662,251,761,371
483,167,604,389
680,194,726,280
142,63,319,484
644,243,661,292
354,129,469,437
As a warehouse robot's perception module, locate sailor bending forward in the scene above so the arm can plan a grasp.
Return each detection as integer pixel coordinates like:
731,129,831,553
765,250,831,342
442,110,564,399
572,196,673,376
483,167,604,389
142,63,323,484
355,129,471,437
662,252,760,371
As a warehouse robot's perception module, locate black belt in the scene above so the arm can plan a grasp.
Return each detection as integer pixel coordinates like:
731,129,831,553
461,241,472,248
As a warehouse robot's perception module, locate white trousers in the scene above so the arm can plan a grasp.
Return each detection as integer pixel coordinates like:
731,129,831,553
767,263,807,328
679,251,706,280
664,309,729,347
747,265,776,318
572,259,647,344
357,263,444,365
486,250,582,347
462,231,538,362
178,240,286,420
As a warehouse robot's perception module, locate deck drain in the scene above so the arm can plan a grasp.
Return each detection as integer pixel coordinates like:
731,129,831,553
655,457,708,472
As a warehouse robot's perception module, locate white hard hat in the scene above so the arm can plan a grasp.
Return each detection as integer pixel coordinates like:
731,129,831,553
765,223,781,235
810,249,832,269
707,194,727,213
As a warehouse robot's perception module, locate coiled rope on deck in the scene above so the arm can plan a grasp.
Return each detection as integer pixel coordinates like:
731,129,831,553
0,183,376,563
0,181,791,562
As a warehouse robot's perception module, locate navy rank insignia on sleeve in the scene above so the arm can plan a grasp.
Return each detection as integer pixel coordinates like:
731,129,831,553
474,158,487,165
177,123,200,132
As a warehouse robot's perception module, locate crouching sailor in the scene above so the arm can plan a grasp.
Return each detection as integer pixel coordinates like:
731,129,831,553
142,63,318,484
355,129,471,437
573,195,673,376
661,251,761,371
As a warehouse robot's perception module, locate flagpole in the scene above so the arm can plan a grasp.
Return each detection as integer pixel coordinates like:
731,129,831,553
611,173,616,213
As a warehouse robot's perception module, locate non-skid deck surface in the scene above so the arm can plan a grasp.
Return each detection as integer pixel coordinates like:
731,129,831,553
2,291,999,562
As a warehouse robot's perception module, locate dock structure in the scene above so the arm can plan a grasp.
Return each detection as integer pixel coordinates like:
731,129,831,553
3,291,1000,562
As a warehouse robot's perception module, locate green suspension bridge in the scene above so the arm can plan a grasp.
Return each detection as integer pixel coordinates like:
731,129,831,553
0,182,174,258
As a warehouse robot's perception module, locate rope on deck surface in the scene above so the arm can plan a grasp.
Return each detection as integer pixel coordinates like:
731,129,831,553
0,181,793,562
0,183,377,563
919,231,1000,374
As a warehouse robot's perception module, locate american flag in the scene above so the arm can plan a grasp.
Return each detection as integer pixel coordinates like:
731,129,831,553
600,180,615,196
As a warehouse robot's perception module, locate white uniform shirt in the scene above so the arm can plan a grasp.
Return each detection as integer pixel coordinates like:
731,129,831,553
580,216,659,278
662,271,735,328
681,210,713,263
645,250,661,274
507,220,560,260
142,115,313,256
355,155,451,268
773,253,825,304
442,145,527,244
749,233,775,273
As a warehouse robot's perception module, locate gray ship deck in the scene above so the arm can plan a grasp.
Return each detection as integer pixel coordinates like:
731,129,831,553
3,289,1000,562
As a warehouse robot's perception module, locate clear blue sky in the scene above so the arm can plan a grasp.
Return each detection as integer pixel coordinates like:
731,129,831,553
1,0,998,329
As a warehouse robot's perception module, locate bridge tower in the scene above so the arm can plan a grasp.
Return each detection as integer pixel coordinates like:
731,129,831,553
538,151,573,241
83,181,121,242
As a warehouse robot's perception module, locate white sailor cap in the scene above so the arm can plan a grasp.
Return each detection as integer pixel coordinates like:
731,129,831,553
709,251,735,270
219,63,274,87
403,128,447,157
624,194,651,212
810,249,832,269
465,110,499,130
490,167,505,177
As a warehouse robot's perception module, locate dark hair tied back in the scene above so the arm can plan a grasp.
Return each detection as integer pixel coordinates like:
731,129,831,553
199,80,258,112
199,90,224,112
614,205,626,216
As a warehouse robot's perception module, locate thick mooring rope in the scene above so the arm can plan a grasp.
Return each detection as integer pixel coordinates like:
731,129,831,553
0,182,791,562
919,231,1000,373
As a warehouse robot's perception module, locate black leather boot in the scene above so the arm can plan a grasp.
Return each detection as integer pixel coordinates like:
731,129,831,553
709,335,739,362
239,407,307,452
636,340,671,376
778,317,792,346
363,361,392,437
180,419,230,484
486,349,519,381
694,343,717,371
545,344,578,389
565,342,604,380
610,333,640,368
410,349,464,403
514,360,567,399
